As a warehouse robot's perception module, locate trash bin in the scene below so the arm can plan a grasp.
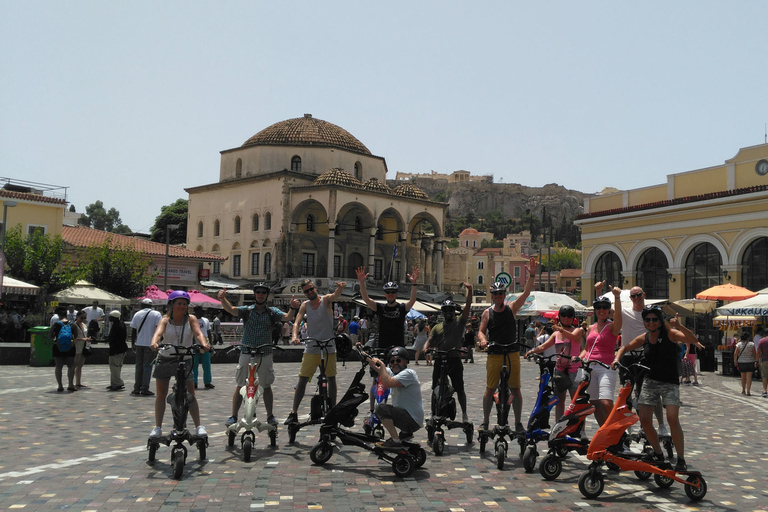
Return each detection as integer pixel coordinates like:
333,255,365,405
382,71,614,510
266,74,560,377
721,351,734,376
29,326,53,367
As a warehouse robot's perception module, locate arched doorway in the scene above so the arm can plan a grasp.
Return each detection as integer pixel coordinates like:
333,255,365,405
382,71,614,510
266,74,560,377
347,252,364,279
636,248,669,299
742,237,768,291
594,251,622,289
685,243,722,298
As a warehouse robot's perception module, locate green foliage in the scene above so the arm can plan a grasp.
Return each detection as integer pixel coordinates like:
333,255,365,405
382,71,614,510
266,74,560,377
540,248,582,272
150,199,188,244
446,238,459,248
78,200,132,233
3,225,78,292
76,236,158,298
480,238,503,249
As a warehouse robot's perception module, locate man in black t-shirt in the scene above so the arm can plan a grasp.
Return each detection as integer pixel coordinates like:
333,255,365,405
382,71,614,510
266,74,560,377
356,265,420,420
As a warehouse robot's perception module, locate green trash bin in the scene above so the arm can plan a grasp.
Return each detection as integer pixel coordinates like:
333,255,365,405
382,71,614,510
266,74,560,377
29,326,53,367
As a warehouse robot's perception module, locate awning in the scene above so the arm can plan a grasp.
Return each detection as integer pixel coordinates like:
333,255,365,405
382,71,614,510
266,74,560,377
199,277,254,291
713,315,757,329
354,298,439,313
1,276,41,296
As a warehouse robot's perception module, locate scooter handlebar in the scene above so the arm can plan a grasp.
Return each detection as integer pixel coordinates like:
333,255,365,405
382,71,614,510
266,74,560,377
156,343,205,356
227,344,286,356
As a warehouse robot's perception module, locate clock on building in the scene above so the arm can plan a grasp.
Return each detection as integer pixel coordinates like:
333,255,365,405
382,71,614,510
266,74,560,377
756,159,768,176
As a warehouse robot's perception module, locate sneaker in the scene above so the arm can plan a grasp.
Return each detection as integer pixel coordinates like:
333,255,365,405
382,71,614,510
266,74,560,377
462,413,469,423
131,390,141,396
195,425,208,437
674,458,687,471
140,390,155,396
284,412,298,425
225,415,237,426
194,383,198,389
205,383,215,389
658,424,670,438
692,382,699,386
364,410,373,426
642,451,664,464
376,438,402,449
762,391,767,398
149,427,162,438
478,422,489,432
399,431,414,442
267,415,278,426
515,422,526,434
620,442,634,455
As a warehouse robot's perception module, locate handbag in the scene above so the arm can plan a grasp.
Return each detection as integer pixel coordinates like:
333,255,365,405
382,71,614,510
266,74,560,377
82,344,94,357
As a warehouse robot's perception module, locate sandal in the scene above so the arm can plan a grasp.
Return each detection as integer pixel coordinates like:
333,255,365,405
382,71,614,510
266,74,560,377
67,386,77,392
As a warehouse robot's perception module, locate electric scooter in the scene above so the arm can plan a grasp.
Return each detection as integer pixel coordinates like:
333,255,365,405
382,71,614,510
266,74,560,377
309,347,426,477
147,344,208,480
425,347,473,455
226,344,285,461
578,362,707,501
623,357,675,459
520,353,559,472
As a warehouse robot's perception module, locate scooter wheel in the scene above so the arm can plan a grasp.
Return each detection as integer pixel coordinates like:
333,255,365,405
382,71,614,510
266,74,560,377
198,440,206,461
518,437,526,457
288,424,297,444
172,451,184,480
227,430,235,447
309,441,333,465
479,434,487,453
578,470,604,499
634,470,652,480
464,424,473,445
411,447,427,468
539,454,562,481
496,445,506,470
243,439,253,462
654,473,674,489
392,454,415,478
269,429,277,448
148,443,157,463
555,445,570,459
523,445,537,473
426,426,434,443
432,435,445,456
684,474,707,501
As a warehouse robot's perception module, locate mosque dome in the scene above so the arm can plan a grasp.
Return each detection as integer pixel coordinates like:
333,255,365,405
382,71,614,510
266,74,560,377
459,228,480,236
362,177,392,195
242,114,372,155
314,168,363,188
392,183,429,200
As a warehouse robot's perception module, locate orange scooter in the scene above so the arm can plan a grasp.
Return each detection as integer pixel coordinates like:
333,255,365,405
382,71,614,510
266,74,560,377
578,362,707,502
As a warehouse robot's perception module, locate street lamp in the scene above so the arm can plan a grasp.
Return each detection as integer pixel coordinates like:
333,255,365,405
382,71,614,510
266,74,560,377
163,224,180,291
1,201,18,254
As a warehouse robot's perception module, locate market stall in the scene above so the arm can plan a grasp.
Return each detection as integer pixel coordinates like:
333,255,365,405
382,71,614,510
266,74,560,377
712,315,758,375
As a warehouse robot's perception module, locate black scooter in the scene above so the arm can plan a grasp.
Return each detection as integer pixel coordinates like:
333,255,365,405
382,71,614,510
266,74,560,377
425,348,473,455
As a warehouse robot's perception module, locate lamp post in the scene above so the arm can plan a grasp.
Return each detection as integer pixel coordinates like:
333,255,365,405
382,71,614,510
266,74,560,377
1,201,18,254
163,224,180,291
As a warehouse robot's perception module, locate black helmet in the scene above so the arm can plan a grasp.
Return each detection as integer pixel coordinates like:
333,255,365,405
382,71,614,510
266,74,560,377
592,296,611,308
558,305,576,318
388,346,409,363
489,281,507,294
334,333,352,359
253,282,270,295
383,281,398,292
641,305,663,320
441,299,457,311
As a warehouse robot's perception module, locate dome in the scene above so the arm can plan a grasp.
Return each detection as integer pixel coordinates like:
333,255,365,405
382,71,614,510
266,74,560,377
460,228,480,236
242,114,372,155
314,168,363,188
392,183,429,200
362,177,392,195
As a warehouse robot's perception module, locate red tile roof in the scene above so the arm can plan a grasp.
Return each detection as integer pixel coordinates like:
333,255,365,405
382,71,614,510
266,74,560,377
0,189,67,205
62,226,225,261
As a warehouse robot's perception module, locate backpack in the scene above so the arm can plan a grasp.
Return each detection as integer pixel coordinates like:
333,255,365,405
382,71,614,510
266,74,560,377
57,321,73,352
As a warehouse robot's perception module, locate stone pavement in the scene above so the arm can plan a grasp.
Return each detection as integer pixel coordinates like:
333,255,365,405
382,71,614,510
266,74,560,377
1,350,766,512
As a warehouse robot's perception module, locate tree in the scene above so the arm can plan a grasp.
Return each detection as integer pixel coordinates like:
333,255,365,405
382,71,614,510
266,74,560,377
150,199,188,244
4,225,79,292
76,236,158,298
78,200,131,233
540,248,582,272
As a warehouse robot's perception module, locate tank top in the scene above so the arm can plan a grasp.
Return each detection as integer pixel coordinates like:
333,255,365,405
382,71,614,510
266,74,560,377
643,331,681,384
305,299,336,355
554,331,582,373
585,322,618,364
487,306,517,350
159,316,194,359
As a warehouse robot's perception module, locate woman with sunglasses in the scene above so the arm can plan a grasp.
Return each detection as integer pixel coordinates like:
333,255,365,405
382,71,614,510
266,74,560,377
578,285,622,426
614,306,701,471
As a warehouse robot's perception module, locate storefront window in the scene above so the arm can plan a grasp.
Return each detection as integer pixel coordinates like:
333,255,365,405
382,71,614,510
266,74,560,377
594,251,622,289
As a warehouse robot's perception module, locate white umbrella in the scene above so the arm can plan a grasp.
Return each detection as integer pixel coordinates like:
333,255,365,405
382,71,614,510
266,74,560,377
715,289,768,317
51,280,132,305
504,291,588,317
598,289,667,310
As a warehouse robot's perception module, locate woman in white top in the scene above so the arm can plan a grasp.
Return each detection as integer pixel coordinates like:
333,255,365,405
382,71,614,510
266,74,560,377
149,291,210,439
735,331,757,396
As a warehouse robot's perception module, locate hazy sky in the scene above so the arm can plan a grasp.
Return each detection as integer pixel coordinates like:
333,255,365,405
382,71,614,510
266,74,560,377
2,1,766,233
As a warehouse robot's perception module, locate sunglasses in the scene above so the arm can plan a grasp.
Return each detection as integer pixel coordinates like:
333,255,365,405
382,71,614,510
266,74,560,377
594,304,610,310
384,291,397,294
560,314,575,318
254,290,268,295
390,358,405,364
630,293,644,298
644,317,661,324
302,287,315,294
491,291,505,296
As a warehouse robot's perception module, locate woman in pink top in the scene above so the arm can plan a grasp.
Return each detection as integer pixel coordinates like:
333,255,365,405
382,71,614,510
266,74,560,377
579,284,622,426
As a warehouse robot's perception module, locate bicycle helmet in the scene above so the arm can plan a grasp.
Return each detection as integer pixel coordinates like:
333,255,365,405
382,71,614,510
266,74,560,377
252,282,270,295
441,299,458,321
335,333,352,359
641,305,663,320
592,296,612,308
168,290,191,304
558,305,576,319
383,281,399,292
388,346,409,363
489,281,507,294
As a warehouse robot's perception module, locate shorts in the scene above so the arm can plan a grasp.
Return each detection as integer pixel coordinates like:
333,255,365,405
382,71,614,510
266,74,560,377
236,352,275,388
74,338,85,356
586,363,617,401
375,403,421,434
153,356,194,381
760,360,768,377
554,369,580,394
299,352,337,378
638,377,682,407
486,352,521,390
432,357,465,392
738,362,756,374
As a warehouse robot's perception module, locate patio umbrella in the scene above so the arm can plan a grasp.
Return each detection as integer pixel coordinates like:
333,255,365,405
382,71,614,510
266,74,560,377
406,308,426,320
695,283,758,301
51,280,131,305
664,298,717,318
135,285,169,305
186,289,222,308
715,289,768,317
504,291,588,317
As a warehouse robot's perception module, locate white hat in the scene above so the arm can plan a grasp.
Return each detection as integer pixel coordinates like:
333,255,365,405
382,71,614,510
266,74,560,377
109,310,121,319
141,298,153,305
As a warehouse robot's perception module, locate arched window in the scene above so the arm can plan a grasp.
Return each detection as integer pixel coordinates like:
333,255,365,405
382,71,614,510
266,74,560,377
478,275,485,285
742,237,768,291
306,214,315,232
594,251,622,289
265,212,272,230
251,252,260,276
478,260,484,270
354,216,362,232
264,252,272,275
252,213,259,231
472,240,477,248
197,221,203,238
214,219,220,237
234,216,241,234
465,240,469,247
685,243,722,298
354,162,362,180
376,224,384,240
235,158,242,178
291,156,301,173
636,248,669,299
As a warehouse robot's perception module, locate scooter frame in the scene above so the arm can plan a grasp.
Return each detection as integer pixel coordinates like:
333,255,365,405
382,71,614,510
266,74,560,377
578,362,707,501
147,344,209,480
226,344,285,461
309,347,426,477
287,337,335,443
363,348,392,440
520,353,559,472
425,347,473,455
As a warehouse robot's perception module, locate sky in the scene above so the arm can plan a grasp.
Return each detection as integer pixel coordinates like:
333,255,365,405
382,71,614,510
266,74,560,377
2,1,767,234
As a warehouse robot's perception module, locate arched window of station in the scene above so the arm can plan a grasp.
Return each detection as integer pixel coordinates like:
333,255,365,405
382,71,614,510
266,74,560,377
211,244,221,275
265,212,272,230
354,161,362,180
354,216,363,232
197,221,203,238
636,247,669,299
742,236,768,291
214,219,220,237
291,156,301,173
306,213,315,232
234,216,241,234
684,242,722,298
594,251,622,289
264,252,272,275
235,158,242,178
252,213,259,231
376,224,384,240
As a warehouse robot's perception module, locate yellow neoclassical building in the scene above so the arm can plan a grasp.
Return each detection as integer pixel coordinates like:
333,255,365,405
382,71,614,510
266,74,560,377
576,143,768,303
185,114,447,292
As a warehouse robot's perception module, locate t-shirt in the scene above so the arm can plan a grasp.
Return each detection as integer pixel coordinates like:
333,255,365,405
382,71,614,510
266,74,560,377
348,321,360,335
212,317,221,334
237,304,284,352
130,308,163,347
536,333,556,358
375,302,407,348
757,337,768,362
85,307,105,325
390,367,424,427
429,314,467,353
735,341,756,364
621,307,645,347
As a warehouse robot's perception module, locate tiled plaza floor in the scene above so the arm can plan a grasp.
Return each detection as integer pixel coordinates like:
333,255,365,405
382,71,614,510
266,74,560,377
1,349,766,511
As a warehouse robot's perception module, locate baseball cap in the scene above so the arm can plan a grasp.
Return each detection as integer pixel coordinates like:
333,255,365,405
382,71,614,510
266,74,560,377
141,298,153,305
